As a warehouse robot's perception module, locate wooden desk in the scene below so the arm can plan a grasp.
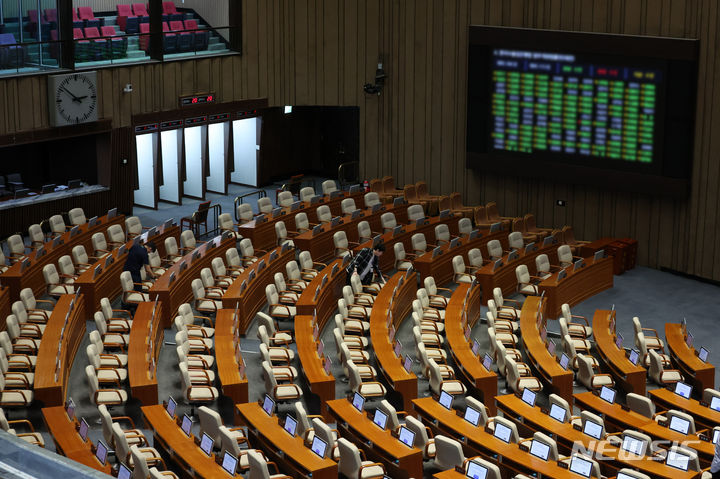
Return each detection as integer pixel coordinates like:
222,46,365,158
75,225,179,312
151,235,234,328
354,215,459,271
519,296,574,403
128,301,163,406
0,286,10,331
41,406,113,474
475,242,558,304
593,309,646,395
538,256,614,318
221,245,295,333
214,310,248,406
293,203,408,264
666,323,715,394
238,190,364,251
444,283,497,415
369,271,418,414
573,391,652,433
235,402,337,479
413,229,507,286
494,394,701,479
0,213,125,300
327,398,423,479
650,388,720,430
638,420,713,467
142,404,238,478
35,294,85,407
413,397,579,479
295,258,346,317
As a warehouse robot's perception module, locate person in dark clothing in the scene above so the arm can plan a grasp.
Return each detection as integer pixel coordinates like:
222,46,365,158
123,240,157,291
346,242,386,286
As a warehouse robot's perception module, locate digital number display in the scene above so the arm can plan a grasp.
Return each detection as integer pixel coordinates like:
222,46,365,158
180,94,215,106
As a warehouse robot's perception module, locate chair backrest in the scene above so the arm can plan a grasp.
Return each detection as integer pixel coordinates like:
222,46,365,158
407,204,424,222
615,469,651,479
557,244,573,265
130,445,151,479
535,254,550,274
364,192,380,208
7,234,25,255
286,260,302,282
404,415,431,454
666,409,696,434
333,231,349,252
217,425,241,457
625,392,655,418
380,212,397,231
191,278,206,301
237,203,254,221
198,406,223,444
337,437,362,477
120,271,134,292
68,207,86,225
321,180,337,195
49,214,65,233
393,242,406,261
262,361,278,392
226,248,241,268
508,231,524,250
298,251,314,271
580,410,605,438
218,213,233,231
294,212,310,231
341,198,356,215
239,238,255,257
265,284,279,305
357,221,371,241
210,257,227,278
112,422,130,461
200,267,215,289
494,416,520,443
72,245,90,265
452,255,466,276
465,396,490,427
180,230,196,249
247,450,272,479
703,388,720,405
165,236,178,256
505,356,523,393
648,349,664,383
58,254,76,276
467,457,501,479
515,264,531,285
277,191,293,207
28,224,44,244
411,233,427,253
94,312,109,335
42,263,60,286
435,224,450,243
576,354,595,388
434,435,465,470
487,239,502,259
548,394,572,423
311,417,335,450
92,232,108,252
273,272,289,295
257,197,272,214
458,217,472,235
85,365,99,400
668,445,700,471
316,205,332,223
299,186,315,202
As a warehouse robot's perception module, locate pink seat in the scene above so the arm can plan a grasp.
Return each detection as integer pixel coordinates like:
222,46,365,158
72,9,80,22
184,19,198,30
44,8,58,23
73,27,84,40
139,22,150,51
169,20,185,32
78,6,95,21
132,3,149,17
116,4,137,32
162,2,178,14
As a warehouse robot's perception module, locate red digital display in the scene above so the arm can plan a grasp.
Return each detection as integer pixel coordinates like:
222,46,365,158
180,94,215,107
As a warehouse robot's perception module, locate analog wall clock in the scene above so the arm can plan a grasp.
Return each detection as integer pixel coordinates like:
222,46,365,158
48,71,99,127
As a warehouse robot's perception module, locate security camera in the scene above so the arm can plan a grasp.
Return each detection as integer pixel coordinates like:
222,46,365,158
123,83,133,93
364,62,386,96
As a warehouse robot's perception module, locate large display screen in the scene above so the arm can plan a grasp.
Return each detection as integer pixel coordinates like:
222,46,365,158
467,26,698,196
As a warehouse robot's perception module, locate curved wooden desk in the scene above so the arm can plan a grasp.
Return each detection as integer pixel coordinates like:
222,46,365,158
650,388,720,430
573,391,652,433
327,398,423,479
413,228,507,286
666,323,715,394
476,242,558,303
221,245,294,334
35,294,85,407
214,309,248,407
494,394,701,479
238,190,364,251
0,213,125,300
413,397,579,479
142,404,239,478
0,286,11,330
151,235,234,328
354,214,459,271
369,270,418,413
293,203,408,264
519,296,574,402
41,406,113,474
593,309,646,395
537,256,614,318
445,283,497,415
128,301,163,406
235,402,338,479
295,259,345,420
74,224,179,312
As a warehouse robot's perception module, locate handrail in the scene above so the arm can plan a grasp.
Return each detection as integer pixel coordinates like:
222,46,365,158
233,190,267,222
337,161,359,189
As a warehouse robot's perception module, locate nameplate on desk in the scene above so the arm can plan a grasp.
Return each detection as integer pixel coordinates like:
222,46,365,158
88,216,98,228
255,214,267,224
557,461,569,469
290,201,302,211
543,235,556,247
524,242,536,253
330,217,342,227
331,263,339,276
269,250,278,262
393,225,404,237
507,250,519,262
432,246,443,258
350,209,362,220
371,203,382,214
312,224,323,236
519,444,529,452
469,229,480,239
492,259,503,271
393,197,406,207
310,195,322,205
272,207,284,218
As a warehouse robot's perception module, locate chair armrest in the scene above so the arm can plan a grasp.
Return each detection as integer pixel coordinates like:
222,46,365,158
111,415,137,428
8,419,35,432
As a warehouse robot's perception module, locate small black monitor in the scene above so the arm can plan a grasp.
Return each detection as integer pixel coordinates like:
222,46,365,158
166,396,177,418
68,179,82,189
199,433,214,456
438,390,453,410
398,426,415,447
352,392,365,412
221,452,238,476
117,463,132,479
78,417,90,441
310,436,328,458
373,409,388,430
181,414,193,437
41,184,56,194
262,394,275,416
95,440,108,465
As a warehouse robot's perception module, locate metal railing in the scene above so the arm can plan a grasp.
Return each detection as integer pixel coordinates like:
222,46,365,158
338,161,359,190
233,190,267,222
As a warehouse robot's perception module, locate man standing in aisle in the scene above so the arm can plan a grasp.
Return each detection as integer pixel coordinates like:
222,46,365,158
123,240,157,291
346,242,386,286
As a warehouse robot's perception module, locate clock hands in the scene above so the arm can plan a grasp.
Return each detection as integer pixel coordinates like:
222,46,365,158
60,85,85,103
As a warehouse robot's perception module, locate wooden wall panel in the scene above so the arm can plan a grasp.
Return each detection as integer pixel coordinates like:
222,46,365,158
1,0,720,281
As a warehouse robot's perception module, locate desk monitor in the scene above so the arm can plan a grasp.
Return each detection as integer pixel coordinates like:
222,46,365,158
699,346,709,363
557,268,567,281
489,222,502,233
166,396,177,418
221,452,238,476
668,415,691,435
262,395,275,416
372,235,382,248
95,440,108,465
117,463,132,479
599,386,616,404
593,249,605,262
439,209,450,218
310,436,328,458
118,244,127,256
529,440,551,461
521,388,536,408
398,426,415,447
628,349,640,366
547,338,556,356
52,236,62,248
507,249,519,262
450,237,460,249
686,330,694,348
568,455,593,477
104,255,113,269
615,332,623,349
373,409,388,430
524,242,536,254
483,354,493,371
549,403,566,423
540,326,547,343
439,390,453,410
284,415,298,437
493,421,512,443
709,396,720,412
542,236,555,247
464,406,481,426
323,356,332,375
20,258,30,272
67,179,82,189
674,381,692,399
65,398,75,421
432,246,443,258
40,183,56,194
465,460,489,479
181,414,193,437
78,417,89,441
621,434,646,456
469,229,480,239
582,419,603,440
200,433,214,456
394,339,402,357
403,355,413,372
472,339,481,356
713,429,720,445
559,353,570,370
492,259,503,271
317,339,324,358
352,392,365,412
573,259,585,272
665,449,690,471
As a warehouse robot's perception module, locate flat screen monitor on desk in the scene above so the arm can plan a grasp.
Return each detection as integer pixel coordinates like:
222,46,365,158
262,395,275,416
568,455,593,477
713,429,720,445
352,392,365,412
674,381,692,399
65,398,75,420
711,396,720,412
549,403,566,423
78,417,89,441
621,434,646,456
95,440,108,466
493,422,512,443
699,346,710,363
482,353,493,371
521,388,536,407
464,406,481,426
199,433,214,456
615,333,623,349
628,348,640,366
181,414,192,437
68,179,82,189
599,386,616,404
529,439,551,461
583,419,603,440
398,426,415,447
117,463,132,479
665,449,690,471
559,353,570,370
310,436,328,458
465,460,489,479
668,415,691,435
221,452,238,476
166,396,177,418
438,390,453,410
41,184,56,194
373,409,388,430
284,415,298,437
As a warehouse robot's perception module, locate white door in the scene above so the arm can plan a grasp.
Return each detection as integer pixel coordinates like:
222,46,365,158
207,122,229,194
183,125,206,198
232,117,259,186
134,132,157,208
160,129,182,203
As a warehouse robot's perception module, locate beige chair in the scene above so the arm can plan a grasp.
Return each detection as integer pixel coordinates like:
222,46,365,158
486,239,503,260
515,264,540,295
258,326,296,364
85,365,126,406
636,332,671,368
535,254,556,279
0,331,36,370
120,271,149,305
411,233,429,256
393,243,413,271
0,348,33,389
495,341,531,378
364,192,381,209
209,258,235,288
98,403,146,449
180,229,199,254
174,313,214,340
316,205,332,224
18,288,53,323
465,397,493,430
91,315,129,350
265,284,296,321
57,254,79,284
380,212,397,233
458,217,473,236
237,203,254,224
322,180,338,195
294,212,314,233
312,418,340,460
413,327,447,362
218,213,242,240
347,359,386,398
0,250,10,274
356,220,374,244
98,298,132,331
191,278,222,314
179,362,218,406
260,345,298,381
0,408,43,446
293,401,318,446
334,318,369,350
285,260,309,288
89,330,128,366
467,248,486,272
48,214,66,237
704,388,720,406
632,316,665,350
247,449,293,479
492,288,521,319
528,431,565,461
274,221,295,248
452,256,474,284
648,349,684,386
434,435,466,470
68,207,86,225
257,197,273,214
493,416,522,443
507,231,524,250
277,191,294,208
257,312,294,346
557,244,578,268
614,469,650,479
506,356,542,393
217,425,264,472
272,273,300,305
486,311,518,347
662,409,697,434
338,342,376,380
113,422,163,468
665,445,702,473
164,237,182,263
42,264,75,298
198,405,246,447
559,319,591,352
576,354,613,390
435,224,451,245
199,267,225,296
423,277,450,309
262,361,301,402
9,303,47,335
626,392,664,420
486,300,518,331
7,235,28,264
560,304,592,338
428,358,466,396
106,224,126,249
558,454,605,479
467,458,502,479
129,445,177,479
28,224,45,250
403,414,437,459
87,343,127,385
407,204,425,222
333,231,355,259
413,294,445,322
549,393,580,425
4,315,42,353
125,216,145,239
340,197,357,215
224,248,246,275
337,299,370,334
240,238,266,266
176,333,214,368
70,245,93,274
337,437,386,478
299,186,315,203
350,274,377,303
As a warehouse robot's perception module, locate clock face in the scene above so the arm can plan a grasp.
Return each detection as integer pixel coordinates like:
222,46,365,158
53,74,98,125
